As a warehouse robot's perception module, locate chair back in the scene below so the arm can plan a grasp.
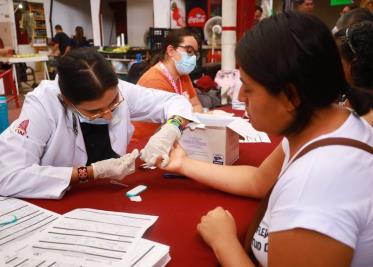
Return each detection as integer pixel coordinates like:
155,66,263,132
0,69,20,108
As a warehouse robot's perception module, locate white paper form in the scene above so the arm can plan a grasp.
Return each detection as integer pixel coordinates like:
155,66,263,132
126,239,170,267
0,197,60,254
3,238,170,267
14,208,158,266
4,256,81,267
227,118,271,143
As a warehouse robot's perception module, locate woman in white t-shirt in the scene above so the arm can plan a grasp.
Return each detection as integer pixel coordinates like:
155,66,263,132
160,12,373,266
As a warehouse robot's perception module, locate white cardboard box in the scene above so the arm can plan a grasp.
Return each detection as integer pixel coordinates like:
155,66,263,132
180,114,243,165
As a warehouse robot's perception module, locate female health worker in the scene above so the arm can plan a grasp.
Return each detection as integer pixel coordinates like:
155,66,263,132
0,48,196,199
133,28,203,140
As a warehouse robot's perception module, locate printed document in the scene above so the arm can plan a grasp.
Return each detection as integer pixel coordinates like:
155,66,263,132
0,196,60,254
2,207,169,266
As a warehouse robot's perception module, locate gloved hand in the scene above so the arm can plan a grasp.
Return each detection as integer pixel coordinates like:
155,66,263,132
140,123,181,168
91,149,139,180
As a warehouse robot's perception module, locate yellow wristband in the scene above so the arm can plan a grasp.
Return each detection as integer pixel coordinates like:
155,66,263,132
166,118,183,131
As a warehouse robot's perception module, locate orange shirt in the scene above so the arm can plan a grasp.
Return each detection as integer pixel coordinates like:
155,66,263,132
132,65,197,140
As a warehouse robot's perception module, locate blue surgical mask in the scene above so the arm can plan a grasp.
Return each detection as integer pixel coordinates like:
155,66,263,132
174,51,196,75
78,114,111,125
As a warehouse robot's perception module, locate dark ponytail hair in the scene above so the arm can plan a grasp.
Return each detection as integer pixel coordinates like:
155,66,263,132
236,12,351,134
335,8,373,31
336,21,373,115
57,47,118,104
342,85,373,116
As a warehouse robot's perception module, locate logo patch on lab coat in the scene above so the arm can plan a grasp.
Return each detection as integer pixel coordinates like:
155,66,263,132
15,120,29,137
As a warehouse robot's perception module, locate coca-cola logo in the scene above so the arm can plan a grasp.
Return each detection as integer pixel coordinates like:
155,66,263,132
187,7,206,27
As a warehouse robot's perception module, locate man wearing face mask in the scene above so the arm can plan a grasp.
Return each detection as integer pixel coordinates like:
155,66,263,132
132,28,203,140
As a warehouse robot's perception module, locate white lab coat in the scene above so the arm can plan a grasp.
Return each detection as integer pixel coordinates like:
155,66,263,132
0,79,196,199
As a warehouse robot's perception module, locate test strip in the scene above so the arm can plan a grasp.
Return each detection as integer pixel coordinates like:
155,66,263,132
126,185,147,197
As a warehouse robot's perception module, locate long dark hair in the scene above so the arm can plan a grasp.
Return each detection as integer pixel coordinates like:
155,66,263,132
236,12,370,135
74,26,85,43
337,21,373,89
57,47,118,104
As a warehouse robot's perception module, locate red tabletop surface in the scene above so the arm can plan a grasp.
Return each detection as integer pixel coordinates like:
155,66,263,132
26,108,282,267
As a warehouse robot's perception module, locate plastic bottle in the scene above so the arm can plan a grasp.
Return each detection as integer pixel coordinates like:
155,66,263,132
135,53,142,63
0,95,9,134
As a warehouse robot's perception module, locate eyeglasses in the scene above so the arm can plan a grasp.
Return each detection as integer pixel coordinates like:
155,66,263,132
177,45,200,60
71,91,124,121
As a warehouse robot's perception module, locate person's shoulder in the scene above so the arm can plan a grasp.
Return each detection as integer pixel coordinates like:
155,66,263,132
21,80,63,120
139,65,162,78
56,32,71,41
338,112,373,145
55,32,64,38
137,66,169,88
27,80,60,103
281,114,373,184
53,32,62,40
284,132,373,196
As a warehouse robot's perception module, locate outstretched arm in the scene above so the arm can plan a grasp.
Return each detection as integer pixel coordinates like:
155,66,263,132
161,143,284,198
190,95,203,113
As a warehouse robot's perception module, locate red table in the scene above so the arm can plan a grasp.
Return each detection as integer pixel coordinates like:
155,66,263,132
27,136,281,267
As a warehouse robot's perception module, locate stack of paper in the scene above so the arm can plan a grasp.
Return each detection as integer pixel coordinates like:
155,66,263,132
0,197,60,254
0,198,170,267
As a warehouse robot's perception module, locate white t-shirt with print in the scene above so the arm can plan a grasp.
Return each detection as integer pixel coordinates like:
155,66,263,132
252,113,373,267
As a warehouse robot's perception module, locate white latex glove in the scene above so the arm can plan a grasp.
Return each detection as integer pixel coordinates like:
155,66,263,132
91,149,139,180
140,123,181,168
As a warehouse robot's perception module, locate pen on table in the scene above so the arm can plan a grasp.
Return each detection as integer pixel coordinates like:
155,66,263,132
163,172,187,179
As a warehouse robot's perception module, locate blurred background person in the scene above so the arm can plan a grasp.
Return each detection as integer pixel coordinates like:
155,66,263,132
333,7,373,34
51,24,72,57
340,4,357,16
253,5,263,25
293,0,314,14
71,26,90,49
355,0,373,13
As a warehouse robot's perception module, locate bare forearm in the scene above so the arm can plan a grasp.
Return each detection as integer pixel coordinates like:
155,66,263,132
213,237,255,267
180,157,263,197
192,103,203,113
190,95,203,113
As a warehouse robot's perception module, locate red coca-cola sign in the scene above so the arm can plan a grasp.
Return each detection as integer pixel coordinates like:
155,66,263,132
187,7,207,28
